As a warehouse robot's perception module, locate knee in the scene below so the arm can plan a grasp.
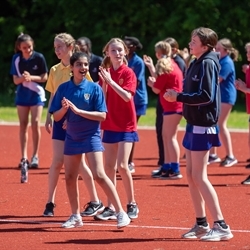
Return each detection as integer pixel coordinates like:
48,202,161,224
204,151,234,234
51,158,64,170
65,173,77,185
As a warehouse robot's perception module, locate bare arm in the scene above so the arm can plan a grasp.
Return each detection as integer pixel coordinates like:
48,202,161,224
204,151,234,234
67,99,106,121
235,79,250,94
99,67,132,102
143,55,156,77
13,72,48,85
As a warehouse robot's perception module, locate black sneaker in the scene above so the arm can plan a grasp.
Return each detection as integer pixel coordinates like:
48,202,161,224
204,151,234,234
43,202,56,216
245,163,250,169
220,156,237,167
94,207,117,220
127,203,139,219
80,201,105,216
160,169,183,180
18,158,29,168
241,175,250,185
151,167,163,178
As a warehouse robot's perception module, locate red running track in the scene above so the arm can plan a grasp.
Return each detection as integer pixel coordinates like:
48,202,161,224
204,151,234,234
0,125,250,250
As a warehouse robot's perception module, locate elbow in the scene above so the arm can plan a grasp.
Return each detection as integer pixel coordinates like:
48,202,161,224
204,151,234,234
41,73,48,82
100,113,106,121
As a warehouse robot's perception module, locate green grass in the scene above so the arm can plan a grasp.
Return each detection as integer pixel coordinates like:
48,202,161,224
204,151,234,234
0,102,249,130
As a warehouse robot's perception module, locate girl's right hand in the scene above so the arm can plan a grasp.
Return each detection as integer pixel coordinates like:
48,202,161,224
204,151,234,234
143,55,153,67
242,64,249,74
45,115,52,134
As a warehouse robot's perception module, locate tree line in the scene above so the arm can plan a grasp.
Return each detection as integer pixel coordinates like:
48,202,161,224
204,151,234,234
1,0,250,105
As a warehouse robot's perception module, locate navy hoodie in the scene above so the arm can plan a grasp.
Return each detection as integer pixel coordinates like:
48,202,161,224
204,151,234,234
177,51,221,127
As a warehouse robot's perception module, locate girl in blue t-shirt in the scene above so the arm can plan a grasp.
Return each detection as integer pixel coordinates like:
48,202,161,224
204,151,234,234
10,34,48,169
209,38,238,167
123,36,148,173
49,52,130,229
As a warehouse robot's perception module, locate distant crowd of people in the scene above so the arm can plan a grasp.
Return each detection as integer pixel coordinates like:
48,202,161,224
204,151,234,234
9,26,250,241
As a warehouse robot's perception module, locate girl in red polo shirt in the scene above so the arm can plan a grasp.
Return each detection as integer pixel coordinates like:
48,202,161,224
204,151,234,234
146,41,183,179
95,38,139,221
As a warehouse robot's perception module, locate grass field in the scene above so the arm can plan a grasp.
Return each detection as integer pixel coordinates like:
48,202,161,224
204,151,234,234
0,102,249,129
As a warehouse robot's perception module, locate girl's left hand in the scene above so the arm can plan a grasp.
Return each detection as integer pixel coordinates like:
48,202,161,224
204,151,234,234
147,76,155,88
22,71,31,82
235,78,246,90
66,99,81,114
99,67,112,84
61,97,69,109
164,89,178,102
62,119,67,130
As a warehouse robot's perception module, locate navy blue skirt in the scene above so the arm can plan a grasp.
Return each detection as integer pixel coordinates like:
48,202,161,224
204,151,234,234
182,124,221,151
102,130,139,143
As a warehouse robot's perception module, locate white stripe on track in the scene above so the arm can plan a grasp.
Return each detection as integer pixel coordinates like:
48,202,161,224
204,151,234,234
0,218,249,233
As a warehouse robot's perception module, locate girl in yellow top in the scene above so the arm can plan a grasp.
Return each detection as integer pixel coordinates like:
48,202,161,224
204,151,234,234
43,33,104,217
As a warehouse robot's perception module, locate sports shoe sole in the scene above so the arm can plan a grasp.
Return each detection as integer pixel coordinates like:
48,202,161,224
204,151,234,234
241,180,250,185
62,222,83,229
220,160,238,167
201,233,233,241
160,174,183,180
117,218,131,229
94,215,117,221
43,213,54,217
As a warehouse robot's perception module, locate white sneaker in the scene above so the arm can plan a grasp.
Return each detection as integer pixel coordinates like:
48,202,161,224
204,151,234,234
128,162,135,173
200,223,233,241
116,211,131,229
182,223,210,239
62,214,83,228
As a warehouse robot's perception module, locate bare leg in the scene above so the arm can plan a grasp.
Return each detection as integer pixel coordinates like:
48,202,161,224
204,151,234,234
86,151,124,213
78,154,99,202
218,103,234,157
186,149,224,220
17,106,30,159
162,114,181,163
47,139,64,203
64,154,82,214
30,105,43,157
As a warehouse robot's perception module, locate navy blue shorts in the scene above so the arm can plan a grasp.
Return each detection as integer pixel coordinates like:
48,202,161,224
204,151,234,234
182,124,221,151
52,119,66,141
135,104,147,116
102,130,139,143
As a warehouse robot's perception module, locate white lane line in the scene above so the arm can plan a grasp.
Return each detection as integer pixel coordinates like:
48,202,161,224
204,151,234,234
0,122,248,133
0,219,250,233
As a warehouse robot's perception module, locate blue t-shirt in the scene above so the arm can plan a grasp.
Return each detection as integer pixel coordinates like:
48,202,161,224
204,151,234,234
50,78,107,145
10,51,48,106
219,55,237,105
128,52,148,106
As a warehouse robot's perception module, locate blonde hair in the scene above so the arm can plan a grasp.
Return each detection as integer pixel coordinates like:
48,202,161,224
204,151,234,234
154,41,173,75
54,33,80,52
101,38,128,68
218,38,239,61
245,42,250,50
155,41,172,57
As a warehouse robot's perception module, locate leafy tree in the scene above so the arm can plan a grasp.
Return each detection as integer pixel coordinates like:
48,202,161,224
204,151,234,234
1,0,250,105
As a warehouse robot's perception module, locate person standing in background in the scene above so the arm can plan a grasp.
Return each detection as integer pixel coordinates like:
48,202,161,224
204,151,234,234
123,36,148,173
43,33,104,217
10,33,48,169
235,42,250,184
209,38,238,167
76,37,103,82
147,41,183,179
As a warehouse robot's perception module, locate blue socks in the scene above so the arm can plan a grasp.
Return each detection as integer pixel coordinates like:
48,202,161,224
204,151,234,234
162,162,180,173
